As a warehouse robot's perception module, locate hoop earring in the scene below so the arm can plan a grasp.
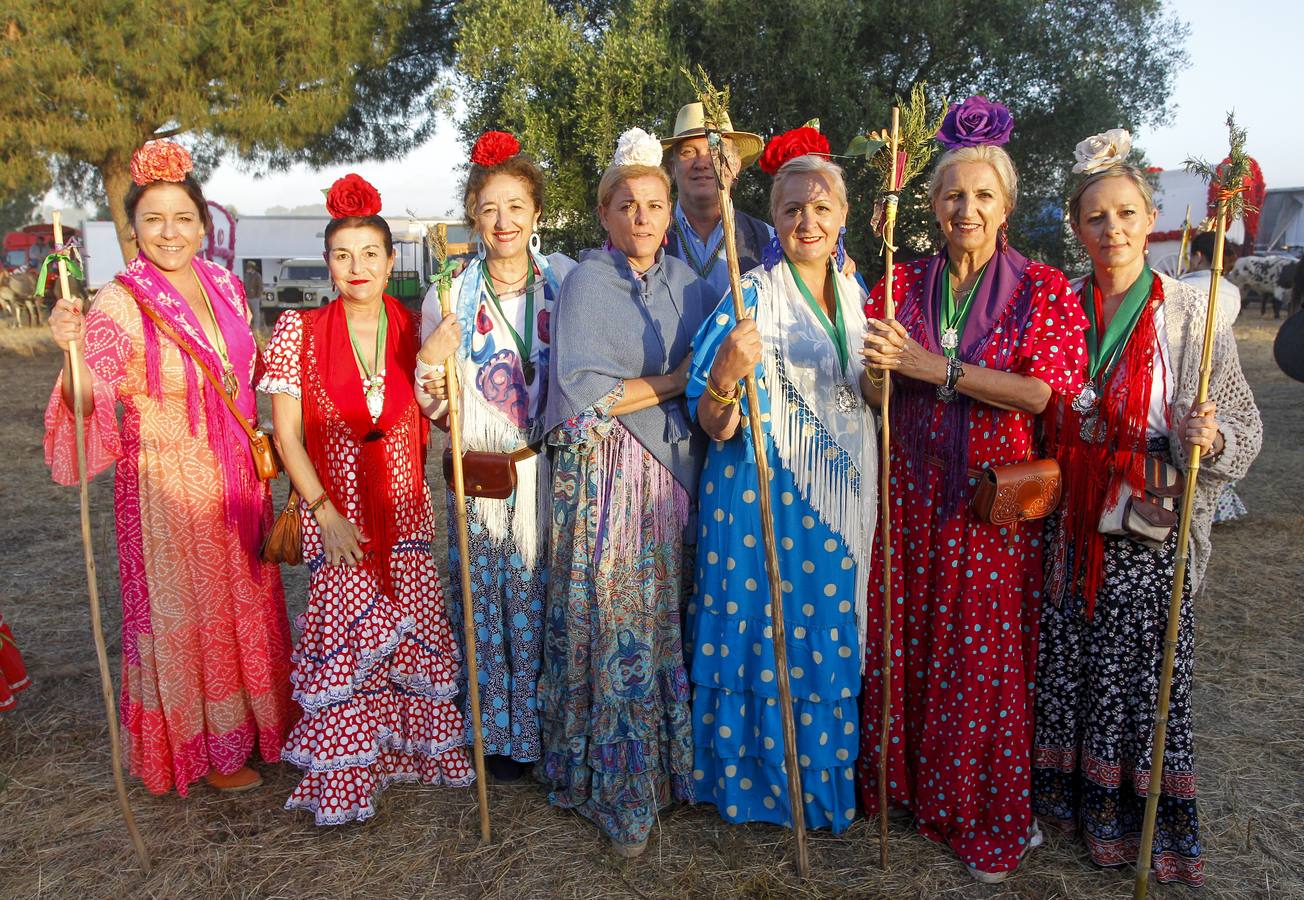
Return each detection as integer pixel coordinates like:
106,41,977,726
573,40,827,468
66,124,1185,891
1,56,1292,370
476,237,488,260
529,232,541,254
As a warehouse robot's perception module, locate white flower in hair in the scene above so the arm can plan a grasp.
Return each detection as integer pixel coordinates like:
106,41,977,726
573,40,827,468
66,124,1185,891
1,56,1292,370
1072,128,1133,174
613,127,663,167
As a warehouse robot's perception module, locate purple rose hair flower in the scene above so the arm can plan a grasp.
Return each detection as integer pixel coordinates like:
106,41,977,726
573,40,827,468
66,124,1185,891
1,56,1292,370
936,96,1014,150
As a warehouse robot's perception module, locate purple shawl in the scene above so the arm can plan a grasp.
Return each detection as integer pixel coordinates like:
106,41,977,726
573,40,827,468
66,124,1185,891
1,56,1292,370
896,245,1033,516
116,255,265,554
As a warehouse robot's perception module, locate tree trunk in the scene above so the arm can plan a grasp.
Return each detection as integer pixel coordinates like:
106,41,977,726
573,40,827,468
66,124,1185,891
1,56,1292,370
99,158,137,265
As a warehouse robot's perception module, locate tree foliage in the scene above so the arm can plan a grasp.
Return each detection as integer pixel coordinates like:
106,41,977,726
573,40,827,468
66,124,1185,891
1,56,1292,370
0,1,454,262
455,0,1187,273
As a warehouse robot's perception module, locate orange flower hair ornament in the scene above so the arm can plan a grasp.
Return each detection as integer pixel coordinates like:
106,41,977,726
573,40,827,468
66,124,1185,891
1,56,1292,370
325,173,383,219
129,140,194,186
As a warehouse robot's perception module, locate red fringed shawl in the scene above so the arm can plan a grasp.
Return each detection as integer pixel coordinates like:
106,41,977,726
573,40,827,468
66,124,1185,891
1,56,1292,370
300,296,426,599
1048,275,1168,615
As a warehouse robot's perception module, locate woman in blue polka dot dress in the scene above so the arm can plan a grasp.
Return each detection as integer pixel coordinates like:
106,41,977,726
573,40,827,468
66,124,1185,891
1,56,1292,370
687,134,878,834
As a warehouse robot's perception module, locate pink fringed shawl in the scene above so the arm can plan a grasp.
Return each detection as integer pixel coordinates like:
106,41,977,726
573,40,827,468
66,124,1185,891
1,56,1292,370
116,255,266,552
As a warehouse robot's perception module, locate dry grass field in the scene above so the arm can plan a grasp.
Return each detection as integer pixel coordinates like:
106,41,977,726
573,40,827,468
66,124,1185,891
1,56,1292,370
0,316,1300,899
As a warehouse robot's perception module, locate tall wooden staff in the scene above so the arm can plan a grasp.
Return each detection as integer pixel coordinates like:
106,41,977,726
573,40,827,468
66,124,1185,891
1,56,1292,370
874,109,901,871
430,223,491,842
52,211,151,871
1176,204,1193,276
1132,114,1251,900
846,84,945,869
687,67,809,878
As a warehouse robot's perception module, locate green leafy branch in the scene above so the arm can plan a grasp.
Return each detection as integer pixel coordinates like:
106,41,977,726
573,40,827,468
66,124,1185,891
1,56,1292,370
844,82,947,195
1184,112,1256,223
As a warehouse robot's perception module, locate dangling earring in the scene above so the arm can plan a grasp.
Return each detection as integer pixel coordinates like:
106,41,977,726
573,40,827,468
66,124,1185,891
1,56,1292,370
835,226,847,270
762,234,783,271
998,223,1010,253
662,232,670,248
476,237,488,260
529,232,541,254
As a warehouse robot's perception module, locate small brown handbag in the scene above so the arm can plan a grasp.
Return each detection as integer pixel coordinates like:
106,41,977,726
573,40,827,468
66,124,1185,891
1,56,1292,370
970,458,1063,526
1098,454,1183,549
261,490,303,565
441,445,538,500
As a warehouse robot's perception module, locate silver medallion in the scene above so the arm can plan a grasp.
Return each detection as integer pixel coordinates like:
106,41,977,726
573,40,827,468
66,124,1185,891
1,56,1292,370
363,374,385,420
835,381,859,413
941,327,959,352
1071,381,1099,416
1079,411,1106,444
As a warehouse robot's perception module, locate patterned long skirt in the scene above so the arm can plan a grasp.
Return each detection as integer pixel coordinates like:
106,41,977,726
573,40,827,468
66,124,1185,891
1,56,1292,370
446,494,546,763
1033,521,1203,886
0,609,29,712
537,423,695,847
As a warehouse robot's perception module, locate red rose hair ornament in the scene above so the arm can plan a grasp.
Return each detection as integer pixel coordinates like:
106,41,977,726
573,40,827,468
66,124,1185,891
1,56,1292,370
758,126,831,176
129,140,194,186
325,173,383,219
471,131,522,167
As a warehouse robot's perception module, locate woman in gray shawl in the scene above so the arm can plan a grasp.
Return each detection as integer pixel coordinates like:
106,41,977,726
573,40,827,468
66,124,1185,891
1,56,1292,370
538,127,714,857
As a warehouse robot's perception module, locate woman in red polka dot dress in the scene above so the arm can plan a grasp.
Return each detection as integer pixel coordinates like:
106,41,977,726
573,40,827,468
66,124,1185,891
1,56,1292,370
261,176,473,824
857,99,1088,883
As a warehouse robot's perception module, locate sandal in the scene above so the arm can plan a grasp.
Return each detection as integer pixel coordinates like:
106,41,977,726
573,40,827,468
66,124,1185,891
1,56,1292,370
967,820,1043,884
206,766,263,793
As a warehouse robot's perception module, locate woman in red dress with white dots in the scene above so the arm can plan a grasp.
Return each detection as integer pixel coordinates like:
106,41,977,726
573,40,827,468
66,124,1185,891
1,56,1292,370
857,98,1088,883
261,175,473,824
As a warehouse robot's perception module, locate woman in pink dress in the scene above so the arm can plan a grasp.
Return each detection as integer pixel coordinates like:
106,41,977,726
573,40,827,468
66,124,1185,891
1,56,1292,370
44,140,294,795
0,607,29,712
262,174,472,824
857,98,1088,883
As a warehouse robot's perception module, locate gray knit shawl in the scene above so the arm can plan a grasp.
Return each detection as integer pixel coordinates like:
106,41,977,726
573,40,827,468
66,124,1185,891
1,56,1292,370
545,249,715,493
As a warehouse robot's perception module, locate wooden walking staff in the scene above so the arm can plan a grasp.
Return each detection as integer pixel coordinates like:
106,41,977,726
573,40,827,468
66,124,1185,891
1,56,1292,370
52,210,151,872
846,84,945,869
431,222,491,842
687,66,809,878
1132,115,1252,900
1176,204,1193,276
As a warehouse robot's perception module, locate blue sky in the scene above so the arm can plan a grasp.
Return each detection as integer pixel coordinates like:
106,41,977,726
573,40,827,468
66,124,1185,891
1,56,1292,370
52,0,1304,217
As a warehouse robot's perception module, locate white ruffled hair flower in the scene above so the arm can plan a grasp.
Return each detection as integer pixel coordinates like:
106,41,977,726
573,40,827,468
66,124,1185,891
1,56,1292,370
613,127,663,168
1072,128,1133,175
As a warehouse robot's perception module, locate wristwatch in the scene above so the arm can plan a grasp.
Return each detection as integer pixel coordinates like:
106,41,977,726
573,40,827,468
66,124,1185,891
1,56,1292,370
936,356,965,402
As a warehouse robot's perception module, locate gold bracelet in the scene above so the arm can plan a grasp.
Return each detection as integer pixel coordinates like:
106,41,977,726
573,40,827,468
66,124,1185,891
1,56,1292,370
705,377,739,406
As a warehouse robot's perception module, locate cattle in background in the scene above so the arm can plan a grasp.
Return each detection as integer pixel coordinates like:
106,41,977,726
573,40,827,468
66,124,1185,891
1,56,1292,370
1228,255,1294,317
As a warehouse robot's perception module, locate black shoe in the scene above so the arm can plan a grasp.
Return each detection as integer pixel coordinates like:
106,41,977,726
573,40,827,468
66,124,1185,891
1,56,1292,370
486,755,530,782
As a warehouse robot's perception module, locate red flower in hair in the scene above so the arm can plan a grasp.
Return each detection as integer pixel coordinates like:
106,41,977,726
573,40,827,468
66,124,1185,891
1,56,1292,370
325,173,382,218
757,127,830,176
471,131,521,167
129,140,193,185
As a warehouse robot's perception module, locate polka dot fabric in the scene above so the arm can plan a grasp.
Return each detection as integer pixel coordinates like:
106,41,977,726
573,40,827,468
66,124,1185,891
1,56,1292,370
262,313,474,826
857,260,1088,875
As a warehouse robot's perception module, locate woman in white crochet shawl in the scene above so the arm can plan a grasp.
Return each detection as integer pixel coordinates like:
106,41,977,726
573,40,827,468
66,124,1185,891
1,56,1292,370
1033,130,1263,888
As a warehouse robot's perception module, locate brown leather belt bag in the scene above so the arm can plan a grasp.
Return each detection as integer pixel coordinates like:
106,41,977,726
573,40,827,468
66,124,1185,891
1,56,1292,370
929,455,1062,525
442,445,538,500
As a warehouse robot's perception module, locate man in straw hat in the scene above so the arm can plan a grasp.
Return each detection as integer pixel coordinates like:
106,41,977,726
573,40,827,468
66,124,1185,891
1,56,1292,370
662,101,772,296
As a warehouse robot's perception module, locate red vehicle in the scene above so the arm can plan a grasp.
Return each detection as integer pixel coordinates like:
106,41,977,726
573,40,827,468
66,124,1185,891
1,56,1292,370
3,223,79,272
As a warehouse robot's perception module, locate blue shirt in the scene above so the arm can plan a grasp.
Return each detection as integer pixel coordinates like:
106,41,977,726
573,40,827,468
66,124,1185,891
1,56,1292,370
670,202,774,299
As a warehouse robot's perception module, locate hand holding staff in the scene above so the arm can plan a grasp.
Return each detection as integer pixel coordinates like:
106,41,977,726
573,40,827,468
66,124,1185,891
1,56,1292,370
429,222,492,842
687,66,809,879
52,210,151,872
1133,114,1252,900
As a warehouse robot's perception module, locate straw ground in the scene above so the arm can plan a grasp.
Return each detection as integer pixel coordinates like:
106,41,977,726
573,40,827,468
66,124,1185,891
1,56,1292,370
0,316,1300,899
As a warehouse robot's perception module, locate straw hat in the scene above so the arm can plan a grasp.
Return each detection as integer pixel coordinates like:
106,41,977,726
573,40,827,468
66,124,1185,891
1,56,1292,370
661,102,764,169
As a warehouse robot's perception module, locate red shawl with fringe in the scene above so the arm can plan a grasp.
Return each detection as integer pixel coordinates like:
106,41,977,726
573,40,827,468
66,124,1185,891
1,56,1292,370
300,295,425,599
1047,275,1168,615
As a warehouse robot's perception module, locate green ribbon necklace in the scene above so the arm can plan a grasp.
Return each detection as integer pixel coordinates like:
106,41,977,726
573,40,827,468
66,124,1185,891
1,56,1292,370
786,259,848,372
346,303,389,419
484,265,537,385
1082,265,1154,382
674,217,725,278
938,263,988,358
